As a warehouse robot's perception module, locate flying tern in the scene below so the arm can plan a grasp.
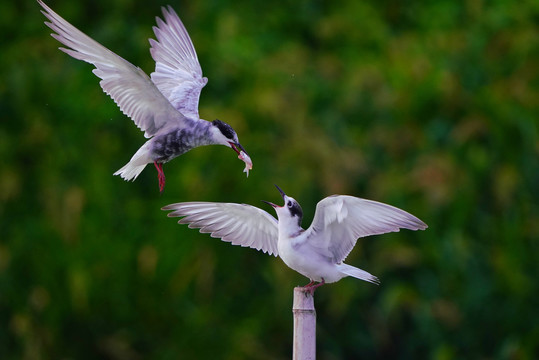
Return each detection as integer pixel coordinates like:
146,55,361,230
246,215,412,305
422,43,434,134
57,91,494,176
162,185,427,293
38,1,252,193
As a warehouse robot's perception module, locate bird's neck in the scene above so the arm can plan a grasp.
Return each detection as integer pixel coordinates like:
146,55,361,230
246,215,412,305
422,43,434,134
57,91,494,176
188,120,218,147
278,217,304,238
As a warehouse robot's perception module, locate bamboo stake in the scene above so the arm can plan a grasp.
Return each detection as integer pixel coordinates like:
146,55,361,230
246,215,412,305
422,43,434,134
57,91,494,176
293,287,316,360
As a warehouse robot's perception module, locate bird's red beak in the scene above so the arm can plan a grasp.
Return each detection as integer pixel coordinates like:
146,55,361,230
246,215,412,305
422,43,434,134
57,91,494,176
261,200,279,208
229,142,246,155
262,185,287,208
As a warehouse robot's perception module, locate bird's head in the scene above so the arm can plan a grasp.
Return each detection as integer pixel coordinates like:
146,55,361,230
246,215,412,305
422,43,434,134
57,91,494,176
211,119,252,175
263,185,303,229
211,119,243,153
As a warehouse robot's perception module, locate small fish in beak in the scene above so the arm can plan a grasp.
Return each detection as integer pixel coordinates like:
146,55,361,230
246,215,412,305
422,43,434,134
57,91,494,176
238,150,253,177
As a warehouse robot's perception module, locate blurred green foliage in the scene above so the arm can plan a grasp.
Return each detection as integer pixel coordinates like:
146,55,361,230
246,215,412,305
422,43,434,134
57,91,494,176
1,0,538,358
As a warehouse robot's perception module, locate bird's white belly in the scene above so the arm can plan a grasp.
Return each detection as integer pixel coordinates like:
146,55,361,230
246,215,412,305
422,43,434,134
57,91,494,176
278,236,343,283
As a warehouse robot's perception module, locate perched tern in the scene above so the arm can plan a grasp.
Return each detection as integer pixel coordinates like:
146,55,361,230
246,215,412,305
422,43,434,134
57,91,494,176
38,1,252,193
163,185,427,293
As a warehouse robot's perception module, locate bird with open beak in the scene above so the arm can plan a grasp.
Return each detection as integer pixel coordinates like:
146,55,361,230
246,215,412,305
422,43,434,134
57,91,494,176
163,185,427,293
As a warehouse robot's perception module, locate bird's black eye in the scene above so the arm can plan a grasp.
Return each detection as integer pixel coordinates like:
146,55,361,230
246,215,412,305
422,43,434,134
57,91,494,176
287,201,292,207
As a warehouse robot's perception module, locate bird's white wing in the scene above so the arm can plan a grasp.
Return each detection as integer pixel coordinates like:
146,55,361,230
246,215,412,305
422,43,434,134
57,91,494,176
306,195,427,263
39,0,185,138
149,7,208,120
162,202,279,256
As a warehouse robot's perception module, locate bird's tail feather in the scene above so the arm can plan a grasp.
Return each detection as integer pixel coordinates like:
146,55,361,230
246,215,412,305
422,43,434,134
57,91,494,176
114,162,148,181
113,143,152,181
336,263,380,285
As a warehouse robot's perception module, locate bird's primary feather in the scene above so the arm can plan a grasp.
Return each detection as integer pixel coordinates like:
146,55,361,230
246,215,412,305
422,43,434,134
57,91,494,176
306,195,428,263
38,0,186,138
162,202,280,256
149,6,208,120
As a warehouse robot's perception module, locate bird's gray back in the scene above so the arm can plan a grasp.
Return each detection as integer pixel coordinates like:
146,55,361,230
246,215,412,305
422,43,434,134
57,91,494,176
151,120,213,163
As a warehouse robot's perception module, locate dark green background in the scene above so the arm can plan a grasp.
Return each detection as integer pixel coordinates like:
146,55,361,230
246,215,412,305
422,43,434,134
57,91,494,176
1,0,538,358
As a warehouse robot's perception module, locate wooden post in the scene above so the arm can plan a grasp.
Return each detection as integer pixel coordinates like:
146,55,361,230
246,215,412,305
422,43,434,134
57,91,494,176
293,287,316,360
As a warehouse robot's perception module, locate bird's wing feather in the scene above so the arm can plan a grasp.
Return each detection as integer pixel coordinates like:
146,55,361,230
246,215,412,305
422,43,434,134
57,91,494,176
162,202,280,256
149,6,208,120
39,0,185,138
306,195,427,263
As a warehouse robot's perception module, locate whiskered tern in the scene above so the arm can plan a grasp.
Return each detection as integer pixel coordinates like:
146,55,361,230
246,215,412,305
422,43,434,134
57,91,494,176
39,1,252,193
163,185,427,293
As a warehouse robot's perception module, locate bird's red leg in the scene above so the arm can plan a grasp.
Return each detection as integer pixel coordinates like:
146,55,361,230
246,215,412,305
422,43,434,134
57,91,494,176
159,163,166,193
154,161,166,193
310,278,326,291
303,280,315,288
305,278,325,295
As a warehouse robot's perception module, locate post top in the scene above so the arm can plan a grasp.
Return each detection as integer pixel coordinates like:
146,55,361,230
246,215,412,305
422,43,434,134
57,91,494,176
293,287,315,310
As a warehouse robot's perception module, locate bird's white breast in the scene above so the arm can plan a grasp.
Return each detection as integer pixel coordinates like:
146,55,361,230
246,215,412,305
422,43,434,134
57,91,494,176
277,232,344,283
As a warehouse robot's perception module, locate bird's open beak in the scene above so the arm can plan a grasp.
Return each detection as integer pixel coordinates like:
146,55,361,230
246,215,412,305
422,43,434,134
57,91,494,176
261,200,278,208
262,186,287,208
229,142,246,155
275,184,287,200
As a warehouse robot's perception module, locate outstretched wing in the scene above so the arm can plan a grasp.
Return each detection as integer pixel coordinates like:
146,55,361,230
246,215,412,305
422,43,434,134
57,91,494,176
149,7,208,120
162,202,279,256
306,195,427,263
39,0,185,138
